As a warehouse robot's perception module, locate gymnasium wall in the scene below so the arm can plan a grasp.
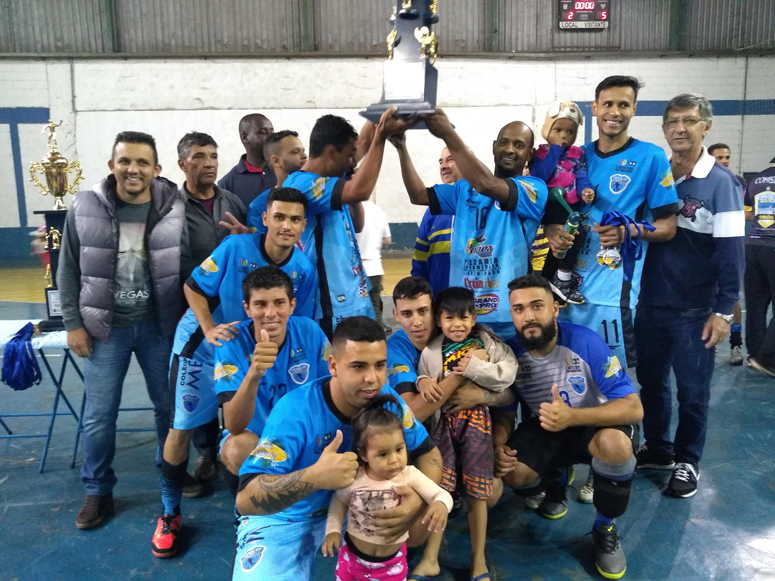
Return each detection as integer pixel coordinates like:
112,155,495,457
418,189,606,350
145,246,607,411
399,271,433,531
1,54,774,263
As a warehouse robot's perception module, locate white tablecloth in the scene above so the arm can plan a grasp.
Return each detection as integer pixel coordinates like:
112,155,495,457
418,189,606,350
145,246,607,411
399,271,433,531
0,320,69,350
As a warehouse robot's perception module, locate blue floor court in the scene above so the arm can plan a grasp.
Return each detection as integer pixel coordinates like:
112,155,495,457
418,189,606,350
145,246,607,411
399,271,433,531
1,299,773,581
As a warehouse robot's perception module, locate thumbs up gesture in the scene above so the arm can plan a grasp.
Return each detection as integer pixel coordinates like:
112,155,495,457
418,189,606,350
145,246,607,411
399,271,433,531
248,328,278,381
538,384,574,433
310,430,359,490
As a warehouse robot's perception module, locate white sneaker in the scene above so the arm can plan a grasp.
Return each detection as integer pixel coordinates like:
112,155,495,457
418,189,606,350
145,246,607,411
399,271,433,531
578,471,594,504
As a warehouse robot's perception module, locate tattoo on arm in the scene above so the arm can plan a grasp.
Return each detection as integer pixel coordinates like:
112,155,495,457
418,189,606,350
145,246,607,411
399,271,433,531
248,469,314,515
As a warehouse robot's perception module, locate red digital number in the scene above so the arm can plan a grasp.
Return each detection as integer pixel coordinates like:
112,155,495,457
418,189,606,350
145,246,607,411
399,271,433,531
567,10,574,20
575,1,596,9
601,10,607,19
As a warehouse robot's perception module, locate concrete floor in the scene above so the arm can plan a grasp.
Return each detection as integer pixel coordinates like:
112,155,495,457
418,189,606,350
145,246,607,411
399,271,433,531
1,298,774,581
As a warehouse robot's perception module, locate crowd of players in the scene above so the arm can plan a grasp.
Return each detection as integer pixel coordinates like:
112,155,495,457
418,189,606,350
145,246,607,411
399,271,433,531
56,74,775,581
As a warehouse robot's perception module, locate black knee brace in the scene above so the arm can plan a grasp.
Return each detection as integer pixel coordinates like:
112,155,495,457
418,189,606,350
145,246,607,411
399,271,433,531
161,458,188,483
512,477,544,498
592,473,633,519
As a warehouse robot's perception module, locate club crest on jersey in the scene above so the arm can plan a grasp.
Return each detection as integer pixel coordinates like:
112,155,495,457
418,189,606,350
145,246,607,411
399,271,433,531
251,439,288,467
516,179,538,203
388,364,410,377
214,362,239,382
568,376,586,395
182,393,200,413
288,363,310,385
474,294,499,315
603,356,622,378
198,256,219,274
680,196,705,221
660,169,675,188
609,174,631,194
312,177,326,199
240,545,266,572
314,432,335,454
466,234,494,258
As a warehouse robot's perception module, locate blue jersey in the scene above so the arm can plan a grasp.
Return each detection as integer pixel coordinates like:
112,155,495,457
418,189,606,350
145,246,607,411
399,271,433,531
214,317,331,436
283,171,374,321
411,209,453,296
387,329,423,395
429,176,547,328
506,322,635,415
245,187,271,234
240,379,433,521
190,233,318,321
575,139,678,309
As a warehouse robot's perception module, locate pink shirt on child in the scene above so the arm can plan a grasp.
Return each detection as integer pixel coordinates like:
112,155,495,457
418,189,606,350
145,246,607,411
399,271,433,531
325,465,453,545
532,144,585,204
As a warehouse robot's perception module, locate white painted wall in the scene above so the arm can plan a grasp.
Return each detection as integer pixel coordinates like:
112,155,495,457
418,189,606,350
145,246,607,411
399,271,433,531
1,55,773,234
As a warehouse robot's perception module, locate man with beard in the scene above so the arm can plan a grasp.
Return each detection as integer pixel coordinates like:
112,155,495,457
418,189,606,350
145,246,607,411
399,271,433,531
392,111,548,340
219,113,276,206
246,130,308,236
490,274,643,580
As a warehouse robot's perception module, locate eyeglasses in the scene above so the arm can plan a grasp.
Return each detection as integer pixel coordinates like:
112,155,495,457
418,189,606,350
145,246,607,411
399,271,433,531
663,117,705,129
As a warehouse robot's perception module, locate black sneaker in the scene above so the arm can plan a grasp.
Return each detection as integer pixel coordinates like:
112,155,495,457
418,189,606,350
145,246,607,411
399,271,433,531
193,454,219,483
551,274,584,305
592,521,627,579
539,466,574,519
449,490,464,519
635,444,675,470
665,462,699,498
76,494,114,530
182,472,207,499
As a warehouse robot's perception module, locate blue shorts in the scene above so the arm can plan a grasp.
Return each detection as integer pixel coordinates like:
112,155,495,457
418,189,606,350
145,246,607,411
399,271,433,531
319,303,376,340
170,319,218,430
232,514,326,580
560,302,637,368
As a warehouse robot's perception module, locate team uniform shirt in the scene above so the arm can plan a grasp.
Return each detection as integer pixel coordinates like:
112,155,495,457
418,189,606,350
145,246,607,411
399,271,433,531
283,171,375,324
387,329,423,395
506,321,635,414
245,187,271,235
744,166,775,247
214,317,331,436
428,176,548,339
238,379,433,521
411,209,453,296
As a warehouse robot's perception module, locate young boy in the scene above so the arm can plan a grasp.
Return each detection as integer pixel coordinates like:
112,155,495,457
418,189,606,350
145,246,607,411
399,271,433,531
530,101,596,304
412,287,517,581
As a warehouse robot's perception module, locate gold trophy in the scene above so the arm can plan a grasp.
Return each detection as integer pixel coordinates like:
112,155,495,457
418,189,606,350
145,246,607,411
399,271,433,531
29,120,83,211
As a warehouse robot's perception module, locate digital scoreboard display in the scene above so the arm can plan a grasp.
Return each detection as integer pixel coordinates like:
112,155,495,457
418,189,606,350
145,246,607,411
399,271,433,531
559,0,610,30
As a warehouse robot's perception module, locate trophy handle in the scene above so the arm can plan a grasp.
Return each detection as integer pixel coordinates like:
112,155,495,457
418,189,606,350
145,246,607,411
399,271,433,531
65,160,84,194
29,162,50,194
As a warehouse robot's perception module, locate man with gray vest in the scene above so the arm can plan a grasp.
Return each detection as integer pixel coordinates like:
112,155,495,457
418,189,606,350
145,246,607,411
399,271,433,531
58,131,190,530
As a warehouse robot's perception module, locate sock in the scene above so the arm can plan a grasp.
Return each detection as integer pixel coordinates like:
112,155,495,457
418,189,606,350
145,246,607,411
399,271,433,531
730,324,742,348
160,458,188,515
594,511,614,531
557,270,572,282
224,469,241,497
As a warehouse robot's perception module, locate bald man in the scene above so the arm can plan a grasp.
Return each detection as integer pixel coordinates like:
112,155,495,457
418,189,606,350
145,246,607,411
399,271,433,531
219,113,276,206
392,112,548,340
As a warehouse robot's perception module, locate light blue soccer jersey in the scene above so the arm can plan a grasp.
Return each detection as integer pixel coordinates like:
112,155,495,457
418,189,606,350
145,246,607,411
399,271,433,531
245,187,271,234
239,379,433,521
506,321,635,415
190,233,317,321
387,329,423,395
283,171,375,322
214,316,331,436
574,139,678,309
430,176,547,331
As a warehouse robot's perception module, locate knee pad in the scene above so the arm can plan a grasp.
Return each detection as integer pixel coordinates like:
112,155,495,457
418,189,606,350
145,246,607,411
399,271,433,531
592,473,633,519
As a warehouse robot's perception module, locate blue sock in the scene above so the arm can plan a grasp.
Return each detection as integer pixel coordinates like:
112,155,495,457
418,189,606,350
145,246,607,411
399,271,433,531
594,511,614,530
160,459,187,515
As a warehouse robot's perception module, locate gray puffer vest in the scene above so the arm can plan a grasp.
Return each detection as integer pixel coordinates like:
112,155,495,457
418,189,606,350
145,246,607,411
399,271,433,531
72,176,186,342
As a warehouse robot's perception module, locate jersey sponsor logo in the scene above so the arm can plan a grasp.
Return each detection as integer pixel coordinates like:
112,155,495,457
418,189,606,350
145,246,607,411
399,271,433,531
288,363,310,384
251,438,288,466
463,256,500,276
465,234,495,258
463,276,500,290
199,256,219,274
565,356,581,372
516,178,538,203
474,293,499,315
214,362,239,381
660,169,675,188
568,376,586,395
314,432,335,454
358,278,369,299
312,177,326,199
179,358,203,390
337,294,346,302
182,393,201,413
238,258,258,273
609,174,631,194
388,364,410,376
323,342,332,360
240,545,266,572
616,159,637,173
679,196,705,221
402,407,417,429
603,355,622,378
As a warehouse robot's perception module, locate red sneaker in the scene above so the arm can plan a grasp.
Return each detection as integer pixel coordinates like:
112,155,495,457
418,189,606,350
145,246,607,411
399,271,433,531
151,514,182,558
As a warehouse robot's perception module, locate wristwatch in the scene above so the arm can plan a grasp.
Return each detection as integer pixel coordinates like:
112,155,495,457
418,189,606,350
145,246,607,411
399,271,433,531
714,312,734,324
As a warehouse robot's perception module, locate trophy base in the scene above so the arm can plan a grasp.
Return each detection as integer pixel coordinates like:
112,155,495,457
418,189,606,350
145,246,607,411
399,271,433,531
360,102,436,130
38,319,65,333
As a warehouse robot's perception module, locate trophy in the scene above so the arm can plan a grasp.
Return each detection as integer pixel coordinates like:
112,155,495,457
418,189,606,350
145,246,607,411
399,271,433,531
29,120,83,331
361,0,439,128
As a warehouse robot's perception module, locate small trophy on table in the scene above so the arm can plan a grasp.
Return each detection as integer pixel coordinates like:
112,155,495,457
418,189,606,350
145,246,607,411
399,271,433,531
30,120,84,332
361,0,440,128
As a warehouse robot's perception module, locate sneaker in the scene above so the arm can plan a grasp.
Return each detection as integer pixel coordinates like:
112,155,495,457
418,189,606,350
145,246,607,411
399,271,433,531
449,489,464,519
75,494,114,530
593,522,627,579
540,466,574,519
193,454,219,483
635,444,675,470
665,462,699,498
578,471,594,504
748,356,775,377
551,274,584,305
728,346,744,366
182,472,207,499
524,491,545,510
151,513,182,558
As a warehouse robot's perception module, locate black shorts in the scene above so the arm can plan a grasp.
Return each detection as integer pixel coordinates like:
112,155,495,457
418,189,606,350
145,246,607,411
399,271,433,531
505,417,639,477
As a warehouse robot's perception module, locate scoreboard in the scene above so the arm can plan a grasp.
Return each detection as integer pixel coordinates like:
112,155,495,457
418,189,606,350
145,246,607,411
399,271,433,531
559,0,610,30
